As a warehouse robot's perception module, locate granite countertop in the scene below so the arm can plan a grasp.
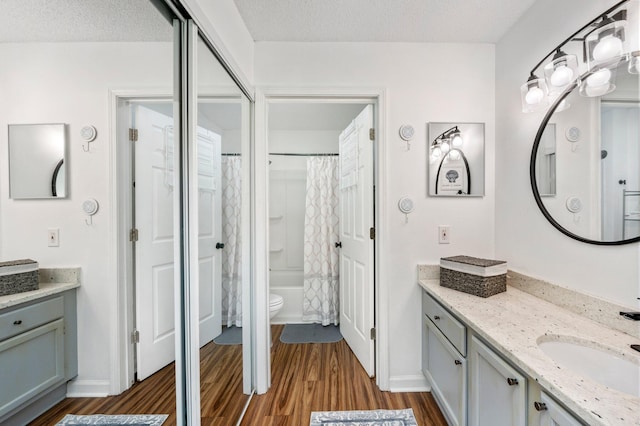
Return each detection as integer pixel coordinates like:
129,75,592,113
418,279,640,426
0,268,80,310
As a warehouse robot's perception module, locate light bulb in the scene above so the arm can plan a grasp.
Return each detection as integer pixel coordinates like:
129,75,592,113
432,146,442,158
586,68,612,87
550,65,574,87
440,141,450,153
593,35,623,61
525,86,544,105
451,134,463,147
449,150,461,160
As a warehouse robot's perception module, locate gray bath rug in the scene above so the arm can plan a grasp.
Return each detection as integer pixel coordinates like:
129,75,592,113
280,323,342,344
310,408,417,425
213,326,242,345
56,414,168,425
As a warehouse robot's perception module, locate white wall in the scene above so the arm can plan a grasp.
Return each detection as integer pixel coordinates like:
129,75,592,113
495,0,640,308
255,42,496,387
0,42,174,395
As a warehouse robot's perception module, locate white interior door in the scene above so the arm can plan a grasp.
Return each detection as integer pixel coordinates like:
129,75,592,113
134,104,178,381
195,127,222,345
134,104,222,381
339,105,375,377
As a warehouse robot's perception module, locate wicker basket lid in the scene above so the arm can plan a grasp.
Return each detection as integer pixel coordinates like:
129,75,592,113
440,255,506,267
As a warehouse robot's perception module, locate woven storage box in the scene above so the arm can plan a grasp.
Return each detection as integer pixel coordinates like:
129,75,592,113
0,259,39,296
440,255,507,298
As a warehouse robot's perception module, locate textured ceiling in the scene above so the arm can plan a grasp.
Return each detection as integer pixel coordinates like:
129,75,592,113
0,0,172,42
233,0,537,43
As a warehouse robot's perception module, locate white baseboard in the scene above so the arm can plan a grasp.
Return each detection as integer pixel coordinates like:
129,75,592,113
388,374,431,392
66,379,111,397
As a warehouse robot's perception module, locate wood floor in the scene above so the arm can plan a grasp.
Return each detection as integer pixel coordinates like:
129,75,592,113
241,325,447,425
32,325,447,426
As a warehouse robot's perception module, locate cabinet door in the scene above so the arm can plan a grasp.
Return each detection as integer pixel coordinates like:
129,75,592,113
469,335,526,426
423,317,467,426
0,319,65,416
537,392,582,426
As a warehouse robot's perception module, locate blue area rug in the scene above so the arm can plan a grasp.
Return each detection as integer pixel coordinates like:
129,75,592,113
56,414,168,425
310,409,418,425
280,323,343,344
213,326,242,345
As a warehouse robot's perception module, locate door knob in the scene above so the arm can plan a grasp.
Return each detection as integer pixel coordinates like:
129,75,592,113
216,242,225,249
335,242,342,248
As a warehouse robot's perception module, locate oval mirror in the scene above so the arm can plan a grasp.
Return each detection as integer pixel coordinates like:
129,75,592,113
530,52,640,245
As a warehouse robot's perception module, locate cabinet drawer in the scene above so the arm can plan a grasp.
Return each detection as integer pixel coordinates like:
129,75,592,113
0,297,64,341
423,291,466,356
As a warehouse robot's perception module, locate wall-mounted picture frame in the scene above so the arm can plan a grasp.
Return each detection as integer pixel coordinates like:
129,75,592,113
428,122,485,197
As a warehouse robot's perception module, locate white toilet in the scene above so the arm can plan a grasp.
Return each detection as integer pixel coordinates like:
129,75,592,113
269,293,284,319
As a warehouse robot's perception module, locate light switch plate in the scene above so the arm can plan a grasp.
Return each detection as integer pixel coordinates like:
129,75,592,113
48,228,59,247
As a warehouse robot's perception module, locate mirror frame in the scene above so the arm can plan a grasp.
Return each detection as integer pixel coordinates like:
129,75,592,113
529,52,640,246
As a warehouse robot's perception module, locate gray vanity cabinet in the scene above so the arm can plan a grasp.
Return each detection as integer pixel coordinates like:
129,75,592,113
0,289,77,425
422,292,467,426
468,335,526,426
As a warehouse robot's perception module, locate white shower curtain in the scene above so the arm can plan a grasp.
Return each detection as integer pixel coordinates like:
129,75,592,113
302,157,340,326
221,157,242,327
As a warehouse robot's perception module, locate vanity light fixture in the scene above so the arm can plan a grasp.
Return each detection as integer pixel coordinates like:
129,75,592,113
430,126,463,161
521,0,631,112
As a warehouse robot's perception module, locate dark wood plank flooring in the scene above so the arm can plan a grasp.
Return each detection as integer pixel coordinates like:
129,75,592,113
32,325,446,426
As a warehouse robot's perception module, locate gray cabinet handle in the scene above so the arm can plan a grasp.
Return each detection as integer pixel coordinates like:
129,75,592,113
534,401,547,411
507,378,519,386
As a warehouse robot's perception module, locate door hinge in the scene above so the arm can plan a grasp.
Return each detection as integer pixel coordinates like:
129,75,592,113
130,228,139,242
369,128,375,141
370,227,376,240
129,128,138,142
370,327,376,340
131,329,140,344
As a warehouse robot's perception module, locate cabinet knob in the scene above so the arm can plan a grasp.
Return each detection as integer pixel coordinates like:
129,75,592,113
216,242,225,249
433,315,441,320
13,320,22,325
507,377,519,386
454,359,462,365
534,401,547,412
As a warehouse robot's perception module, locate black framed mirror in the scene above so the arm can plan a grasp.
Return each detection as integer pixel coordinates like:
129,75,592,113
530,52,640,245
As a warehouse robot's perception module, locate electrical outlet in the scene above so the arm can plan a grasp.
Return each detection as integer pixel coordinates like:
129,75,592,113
438,225,450,244
48,228,59,247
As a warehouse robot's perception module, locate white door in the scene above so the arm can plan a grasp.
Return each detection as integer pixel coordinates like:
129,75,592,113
195,127,222,346
134,104,222,381
339,105,375,377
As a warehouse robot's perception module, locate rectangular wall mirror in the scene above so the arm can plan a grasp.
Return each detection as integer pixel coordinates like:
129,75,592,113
8,123,67,199
428,122,485,196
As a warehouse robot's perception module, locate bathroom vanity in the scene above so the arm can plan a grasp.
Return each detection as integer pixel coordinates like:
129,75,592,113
419,269,640,426
0,275,79,425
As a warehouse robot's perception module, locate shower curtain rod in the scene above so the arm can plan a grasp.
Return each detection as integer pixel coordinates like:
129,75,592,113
269,152,339,157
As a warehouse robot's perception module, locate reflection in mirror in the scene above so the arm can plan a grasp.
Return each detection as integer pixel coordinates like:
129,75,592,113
1,0,182,424
428,122,485,196
9,123,67,199
196,34,251,423
531,52,640,244
535,123,556,196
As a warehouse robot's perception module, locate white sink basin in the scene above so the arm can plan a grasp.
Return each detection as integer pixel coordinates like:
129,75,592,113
537,336,640,397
